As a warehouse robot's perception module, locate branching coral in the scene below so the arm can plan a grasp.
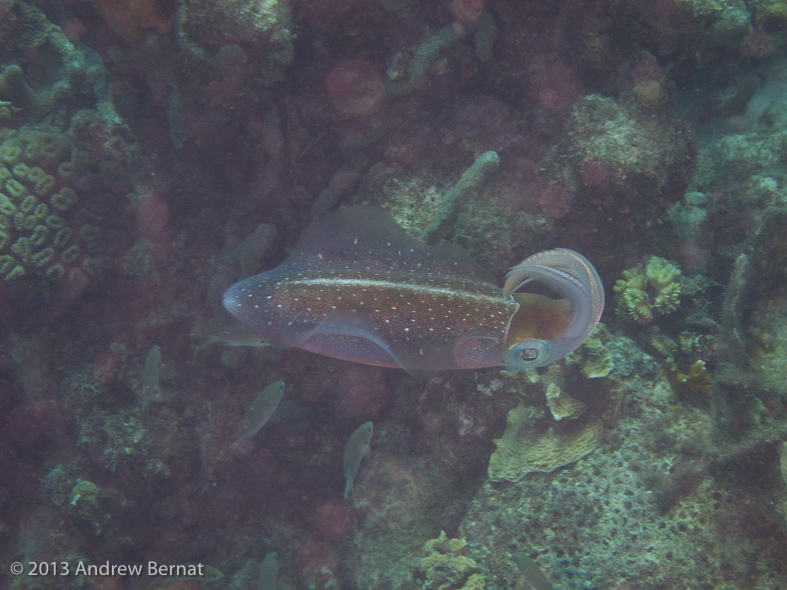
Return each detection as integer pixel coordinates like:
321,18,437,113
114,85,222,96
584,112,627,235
614,256,683,323
665,360,713,398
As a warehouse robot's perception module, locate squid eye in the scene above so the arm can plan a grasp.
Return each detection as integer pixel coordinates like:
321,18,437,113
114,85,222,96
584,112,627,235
506,340,553,373
520,348,539,362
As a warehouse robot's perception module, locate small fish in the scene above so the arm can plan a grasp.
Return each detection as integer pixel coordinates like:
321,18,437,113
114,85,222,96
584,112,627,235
514,553,554,590
344,421,373,499
192,321,271,349
228,381,285,451
223,206,604,376
140,345,162,413
258,552,278,590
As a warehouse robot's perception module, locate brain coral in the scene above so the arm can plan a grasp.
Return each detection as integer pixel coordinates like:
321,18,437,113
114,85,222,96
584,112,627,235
0,121,109,285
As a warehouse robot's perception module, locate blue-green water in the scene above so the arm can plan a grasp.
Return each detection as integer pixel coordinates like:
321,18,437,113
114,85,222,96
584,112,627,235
1,1,786,588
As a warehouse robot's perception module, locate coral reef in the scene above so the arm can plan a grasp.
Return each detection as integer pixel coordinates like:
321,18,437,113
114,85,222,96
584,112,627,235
665,359,714,398
488,404,602,481
614,256,683,324
420,150,500,243
561,95,695,243
0,123,110,284
177,0,293,85
86,0,172,42
544,383,586,421
571,323,615,379
3,0,787,589
0,3,132,298
416,530,486,590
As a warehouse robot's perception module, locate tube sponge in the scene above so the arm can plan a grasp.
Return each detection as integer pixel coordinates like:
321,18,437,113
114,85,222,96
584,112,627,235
420,150,500,244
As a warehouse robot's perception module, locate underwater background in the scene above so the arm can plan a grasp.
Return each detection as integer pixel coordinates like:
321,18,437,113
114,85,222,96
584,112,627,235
1,0,787,588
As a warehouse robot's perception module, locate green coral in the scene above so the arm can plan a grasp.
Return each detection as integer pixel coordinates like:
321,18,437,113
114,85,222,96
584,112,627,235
614,256,683,323
568,323,615,378
0,124,89,282
69,479,108,535
420,150,500,244
416,531,486,590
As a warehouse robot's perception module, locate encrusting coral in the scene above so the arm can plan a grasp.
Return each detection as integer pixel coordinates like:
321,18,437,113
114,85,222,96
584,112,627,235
568,323,615,378
545,383,587,421
614,256,683,324
488,404,602,482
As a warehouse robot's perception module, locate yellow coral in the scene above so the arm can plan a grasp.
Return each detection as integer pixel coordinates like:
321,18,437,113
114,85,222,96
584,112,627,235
570,323,614,378
665,360,713,398
545,383,586,421
614,256,682,323
417,531,486,590
68,479,107,535
649,331,678,361
488,404,601,481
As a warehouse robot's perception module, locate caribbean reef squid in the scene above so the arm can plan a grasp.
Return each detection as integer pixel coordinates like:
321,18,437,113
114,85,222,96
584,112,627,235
223,206,604,375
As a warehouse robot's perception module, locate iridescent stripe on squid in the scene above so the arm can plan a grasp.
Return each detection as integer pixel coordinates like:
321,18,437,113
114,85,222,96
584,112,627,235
232,268,517,362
